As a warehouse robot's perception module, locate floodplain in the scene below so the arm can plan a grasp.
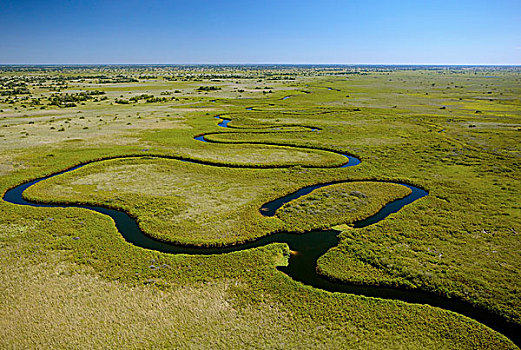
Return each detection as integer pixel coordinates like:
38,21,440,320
0,65,520,349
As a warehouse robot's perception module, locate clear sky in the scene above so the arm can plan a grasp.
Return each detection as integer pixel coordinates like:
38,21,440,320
0,0,520,65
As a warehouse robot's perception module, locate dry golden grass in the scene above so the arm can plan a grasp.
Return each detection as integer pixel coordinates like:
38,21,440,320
0,104,191,152
0,254,297,349
1,248,512,350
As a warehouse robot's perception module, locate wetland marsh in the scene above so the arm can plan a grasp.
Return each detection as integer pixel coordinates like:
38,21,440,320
1,65,520,349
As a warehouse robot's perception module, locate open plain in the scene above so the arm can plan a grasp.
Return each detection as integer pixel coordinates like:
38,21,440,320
1,65,520,349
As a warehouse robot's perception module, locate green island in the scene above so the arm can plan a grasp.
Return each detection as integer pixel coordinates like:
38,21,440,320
1,65,520,349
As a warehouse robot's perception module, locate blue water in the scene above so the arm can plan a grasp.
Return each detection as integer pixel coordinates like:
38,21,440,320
197,116,359,168
215,116,231,128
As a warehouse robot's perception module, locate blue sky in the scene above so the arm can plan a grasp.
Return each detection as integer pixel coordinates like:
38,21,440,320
0,0,520,64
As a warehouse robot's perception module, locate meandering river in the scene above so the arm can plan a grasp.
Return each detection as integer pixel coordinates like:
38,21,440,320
3,115,519,346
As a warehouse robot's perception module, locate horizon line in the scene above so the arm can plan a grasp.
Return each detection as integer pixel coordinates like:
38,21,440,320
1,63,520,67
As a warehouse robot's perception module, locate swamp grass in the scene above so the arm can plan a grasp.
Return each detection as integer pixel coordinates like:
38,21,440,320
1,66,520,348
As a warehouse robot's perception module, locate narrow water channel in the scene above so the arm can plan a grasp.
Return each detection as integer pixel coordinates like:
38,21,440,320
3,115,519,346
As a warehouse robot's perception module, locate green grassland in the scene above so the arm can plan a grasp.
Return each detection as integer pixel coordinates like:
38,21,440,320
275,182,412,232
1,65,520,349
